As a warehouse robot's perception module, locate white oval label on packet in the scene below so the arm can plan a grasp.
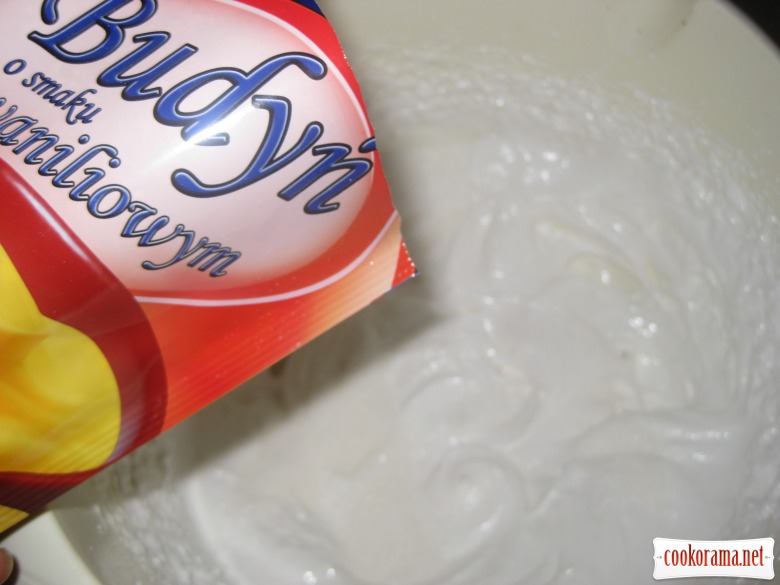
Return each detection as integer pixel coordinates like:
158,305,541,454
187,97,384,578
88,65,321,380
0,0,385,302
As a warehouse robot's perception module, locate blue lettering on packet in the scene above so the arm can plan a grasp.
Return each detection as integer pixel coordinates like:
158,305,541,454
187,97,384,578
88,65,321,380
28,0,374,214
0,94,241,277
21,72,102,125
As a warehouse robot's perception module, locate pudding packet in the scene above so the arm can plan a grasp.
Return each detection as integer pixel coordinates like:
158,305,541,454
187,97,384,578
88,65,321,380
0,0,415,533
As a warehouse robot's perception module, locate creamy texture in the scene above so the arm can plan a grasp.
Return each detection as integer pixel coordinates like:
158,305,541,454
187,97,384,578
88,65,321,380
57,47,780,585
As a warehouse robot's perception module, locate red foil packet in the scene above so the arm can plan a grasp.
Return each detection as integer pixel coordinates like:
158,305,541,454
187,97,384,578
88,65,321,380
0,0,415,533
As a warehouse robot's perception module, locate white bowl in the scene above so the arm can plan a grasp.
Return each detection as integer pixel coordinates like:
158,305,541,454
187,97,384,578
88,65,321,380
5,1,780,584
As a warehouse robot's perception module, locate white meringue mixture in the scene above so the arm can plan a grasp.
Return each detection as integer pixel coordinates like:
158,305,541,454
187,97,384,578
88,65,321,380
58,46,780,585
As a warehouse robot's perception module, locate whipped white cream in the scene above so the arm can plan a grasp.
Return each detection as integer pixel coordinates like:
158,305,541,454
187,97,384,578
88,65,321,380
58,46,780,585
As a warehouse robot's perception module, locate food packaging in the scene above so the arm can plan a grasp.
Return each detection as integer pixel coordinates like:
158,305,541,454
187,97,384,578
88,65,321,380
0,0,415,533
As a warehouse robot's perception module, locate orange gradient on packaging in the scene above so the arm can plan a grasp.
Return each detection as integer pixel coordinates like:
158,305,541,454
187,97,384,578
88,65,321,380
143,212,412,432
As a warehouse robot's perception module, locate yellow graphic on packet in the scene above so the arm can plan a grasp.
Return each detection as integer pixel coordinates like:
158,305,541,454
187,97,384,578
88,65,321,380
0,244,121,475
0,504,27,533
